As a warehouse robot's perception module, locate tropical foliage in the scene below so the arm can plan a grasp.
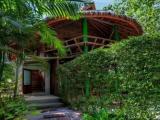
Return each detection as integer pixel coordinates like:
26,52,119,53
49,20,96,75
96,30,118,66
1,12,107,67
0,0,81,119
0,63,28,120
57,34,160,119
104,0,160,33
0,0,81,51
0,0,81,95
0,96,28,120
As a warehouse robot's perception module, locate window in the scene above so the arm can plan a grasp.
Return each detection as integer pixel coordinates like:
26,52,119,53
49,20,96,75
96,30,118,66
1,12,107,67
23,70,31,85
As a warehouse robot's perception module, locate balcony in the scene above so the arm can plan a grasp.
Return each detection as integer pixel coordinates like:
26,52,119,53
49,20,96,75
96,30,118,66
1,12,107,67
43,35,115,58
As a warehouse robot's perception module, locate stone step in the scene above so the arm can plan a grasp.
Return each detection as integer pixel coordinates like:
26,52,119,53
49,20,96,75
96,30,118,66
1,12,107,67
25,96,61,104
29,102,64,109
25,94,65,110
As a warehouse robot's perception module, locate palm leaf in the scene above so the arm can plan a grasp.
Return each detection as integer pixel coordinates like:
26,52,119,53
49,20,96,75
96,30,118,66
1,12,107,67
0,0,82,58
1,0,82,19
0,45,17,54
25,55,49,71
37,23,66,56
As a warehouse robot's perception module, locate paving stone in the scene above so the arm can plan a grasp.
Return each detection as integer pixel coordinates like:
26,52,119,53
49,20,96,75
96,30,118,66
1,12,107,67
25,94,81,120
27,108,82,120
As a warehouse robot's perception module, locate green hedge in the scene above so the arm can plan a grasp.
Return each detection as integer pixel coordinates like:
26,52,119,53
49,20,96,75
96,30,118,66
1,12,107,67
57,34,160,119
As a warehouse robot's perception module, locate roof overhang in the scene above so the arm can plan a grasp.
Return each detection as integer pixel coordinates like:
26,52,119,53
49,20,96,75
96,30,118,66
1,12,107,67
47,11,143,40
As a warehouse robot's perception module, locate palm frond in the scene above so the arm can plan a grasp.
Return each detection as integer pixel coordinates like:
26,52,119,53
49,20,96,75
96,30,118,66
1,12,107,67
0,0,82,58
38,23,66,56
0,45,17,54
2,16,23,30
44,1,82,19
25,55,49,71
1,0,82,20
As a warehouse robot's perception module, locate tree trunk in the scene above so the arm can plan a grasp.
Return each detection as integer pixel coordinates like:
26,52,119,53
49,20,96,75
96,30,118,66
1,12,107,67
0,52,5,81
13,59,20,98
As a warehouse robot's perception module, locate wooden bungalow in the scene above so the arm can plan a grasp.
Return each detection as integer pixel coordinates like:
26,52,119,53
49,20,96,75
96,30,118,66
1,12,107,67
22,4,143,95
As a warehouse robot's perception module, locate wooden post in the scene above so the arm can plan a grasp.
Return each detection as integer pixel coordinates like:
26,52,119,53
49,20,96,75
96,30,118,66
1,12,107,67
113,25,120,41
82,18,89,53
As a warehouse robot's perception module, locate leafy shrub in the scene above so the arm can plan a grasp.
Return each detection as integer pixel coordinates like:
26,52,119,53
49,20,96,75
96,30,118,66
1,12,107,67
57,34,160,119
0,97,28,120
83,108,125,120
0,63,15,95
83,109,111,120
0,63,28,120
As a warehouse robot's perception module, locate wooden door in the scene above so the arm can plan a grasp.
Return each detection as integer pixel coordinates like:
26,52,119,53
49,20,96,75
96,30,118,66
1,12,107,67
31,70,44,92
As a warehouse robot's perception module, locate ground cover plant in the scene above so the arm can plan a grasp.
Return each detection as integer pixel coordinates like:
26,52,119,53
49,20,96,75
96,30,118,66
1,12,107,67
57,34,160,119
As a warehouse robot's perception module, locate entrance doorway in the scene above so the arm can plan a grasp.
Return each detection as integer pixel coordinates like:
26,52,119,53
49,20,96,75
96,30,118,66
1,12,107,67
23,69,44,94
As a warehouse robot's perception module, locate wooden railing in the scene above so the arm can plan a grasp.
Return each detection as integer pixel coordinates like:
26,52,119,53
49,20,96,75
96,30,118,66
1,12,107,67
64,35,114,46
44,35,115,57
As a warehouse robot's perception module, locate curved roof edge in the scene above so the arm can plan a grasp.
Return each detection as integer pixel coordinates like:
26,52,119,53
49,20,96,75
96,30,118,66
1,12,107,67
47,10,143,36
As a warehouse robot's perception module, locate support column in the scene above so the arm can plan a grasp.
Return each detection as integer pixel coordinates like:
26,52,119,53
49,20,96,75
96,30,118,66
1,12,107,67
113,25,120,93
82,18,89,53
113,25,120,41
82,18,90,97
50,59,59,95
45,62,50,94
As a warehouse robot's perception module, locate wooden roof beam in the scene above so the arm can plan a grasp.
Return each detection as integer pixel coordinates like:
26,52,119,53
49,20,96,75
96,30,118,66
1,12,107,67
91,18,135,33
54,21,76,29
88,20,106,36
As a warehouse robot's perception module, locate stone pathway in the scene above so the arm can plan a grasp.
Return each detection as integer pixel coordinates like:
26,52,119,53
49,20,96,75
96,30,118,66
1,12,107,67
27,108,82,120
25,93,81,120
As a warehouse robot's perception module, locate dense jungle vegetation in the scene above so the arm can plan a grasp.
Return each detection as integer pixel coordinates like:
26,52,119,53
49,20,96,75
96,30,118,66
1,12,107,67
58,34,160,120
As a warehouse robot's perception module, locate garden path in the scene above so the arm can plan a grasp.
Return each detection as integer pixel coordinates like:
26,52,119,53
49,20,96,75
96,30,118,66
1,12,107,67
25,93,82,120
26,108,82,120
